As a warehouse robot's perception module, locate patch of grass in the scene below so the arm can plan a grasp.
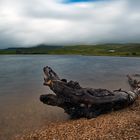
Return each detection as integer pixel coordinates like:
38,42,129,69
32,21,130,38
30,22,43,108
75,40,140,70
0,43,140,56
48,44,140,56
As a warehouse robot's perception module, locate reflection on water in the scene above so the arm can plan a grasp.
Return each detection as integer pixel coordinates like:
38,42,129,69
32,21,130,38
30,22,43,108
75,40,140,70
0,55,140,139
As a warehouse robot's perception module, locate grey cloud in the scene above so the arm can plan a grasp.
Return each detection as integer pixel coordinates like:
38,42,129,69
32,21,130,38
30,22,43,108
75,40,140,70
0,0,140,48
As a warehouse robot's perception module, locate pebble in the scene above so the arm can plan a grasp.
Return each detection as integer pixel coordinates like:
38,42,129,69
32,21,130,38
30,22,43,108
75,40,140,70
15,98,140,140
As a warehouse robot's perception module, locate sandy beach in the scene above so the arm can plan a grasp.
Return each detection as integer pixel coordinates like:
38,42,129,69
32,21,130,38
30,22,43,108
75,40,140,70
15,96,140,140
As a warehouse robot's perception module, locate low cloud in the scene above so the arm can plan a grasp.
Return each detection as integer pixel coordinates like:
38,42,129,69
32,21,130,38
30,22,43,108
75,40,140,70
0,0,140,48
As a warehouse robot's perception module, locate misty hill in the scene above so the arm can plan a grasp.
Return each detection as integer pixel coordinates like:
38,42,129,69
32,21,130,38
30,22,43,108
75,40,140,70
0,43,140,56
0,44,63,54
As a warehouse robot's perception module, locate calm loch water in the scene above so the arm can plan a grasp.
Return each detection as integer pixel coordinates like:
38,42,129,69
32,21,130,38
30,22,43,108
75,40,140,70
0,55,140,140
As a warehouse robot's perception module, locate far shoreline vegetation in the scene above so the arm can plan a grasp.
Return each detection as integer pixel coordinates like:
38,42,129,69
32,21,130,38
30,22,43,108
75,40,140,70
0,43,140,57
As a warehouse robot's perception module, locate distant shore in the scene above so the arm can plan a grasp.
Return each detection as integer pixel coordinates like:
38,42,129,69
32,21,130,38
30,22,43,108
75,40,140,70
0,53,140,57
1,43,140,57
15,97,140,140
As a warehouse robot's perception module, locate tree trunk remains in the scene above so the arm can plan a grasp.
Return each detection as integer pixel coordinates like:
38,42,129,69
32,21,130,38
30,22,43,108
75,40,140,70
40,66,140,119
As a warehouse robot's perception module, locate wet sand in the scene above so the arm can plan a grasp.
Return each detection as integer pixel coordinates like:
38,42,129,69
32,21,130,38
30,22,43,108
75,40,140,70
15,97,140,140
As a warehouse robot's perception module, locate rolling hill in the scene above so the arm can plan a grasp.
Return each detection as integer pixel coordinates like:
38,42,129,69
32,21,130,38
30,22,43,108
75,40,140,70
0,43,140,56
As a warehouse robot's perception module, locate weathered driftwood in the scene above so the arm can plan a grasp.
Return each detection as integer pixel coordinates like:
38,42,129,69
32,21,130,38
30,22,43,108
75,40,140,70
40,66,140,119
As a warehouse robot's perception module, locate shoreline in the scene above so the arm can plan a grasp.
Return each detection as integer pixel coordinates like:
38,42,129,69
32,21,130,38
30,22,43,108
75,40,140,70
0,54,140,58
15,97,140,140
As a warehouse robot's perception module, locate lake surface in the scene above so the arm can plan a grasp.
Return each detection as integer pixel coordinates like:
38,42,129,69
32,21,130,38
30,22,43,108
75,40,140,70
0,55,140,140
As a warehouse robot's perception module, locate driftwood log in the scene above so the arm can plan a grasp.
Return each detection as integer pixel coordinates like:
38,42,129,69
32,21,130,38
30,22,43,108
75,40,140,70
40,66,140,119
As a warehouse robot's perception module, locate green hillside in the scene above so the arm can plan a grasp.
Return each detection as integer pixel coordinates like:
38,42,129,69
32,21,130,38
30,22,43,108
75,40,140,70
0,44,63,54
0,43,140,56
46,43,140,56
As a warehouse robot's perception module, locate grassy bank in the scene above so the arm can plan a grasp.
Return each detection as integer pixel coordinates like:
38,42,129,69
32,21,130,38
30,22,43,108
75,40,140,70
1,43,140,56
49,44,140,56
15,97,140,140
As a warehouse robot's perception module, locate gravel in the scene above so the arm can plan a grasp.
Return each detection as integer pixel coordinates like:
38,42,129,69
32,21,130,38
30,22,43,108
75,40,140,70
15,97,140,140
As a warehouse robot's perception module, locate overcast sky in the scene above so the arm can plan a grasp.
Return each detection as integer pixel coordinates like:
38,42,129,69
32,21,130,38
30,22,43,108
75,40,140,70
0,0,140,48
